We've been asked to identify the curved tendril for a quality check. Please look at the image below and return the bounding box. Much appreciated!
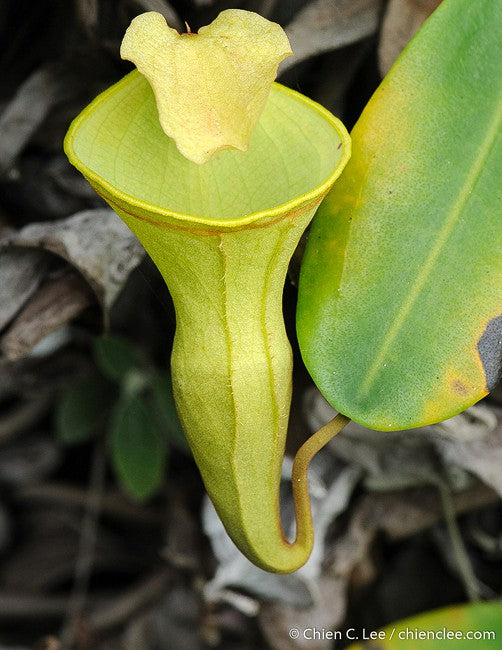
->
[291,412,351,549]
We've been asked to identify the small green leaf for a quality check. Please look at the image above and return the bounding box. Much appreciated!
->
[150,372,190,454]
[109,393,167,501]
[346,600,502,649]
[55,373,113,445]
[93,335,141,383]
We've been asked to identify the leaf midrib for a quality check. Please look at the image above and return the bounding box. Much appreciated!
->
[358,97,502,398]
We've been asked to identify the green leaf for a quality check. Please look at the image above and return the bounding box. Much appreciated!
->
[297,0,502,430]
[150,372,190,454]
[109,393,167,501]
[346,600,502,649]
[93,335,141,383]
[55,373,114,445]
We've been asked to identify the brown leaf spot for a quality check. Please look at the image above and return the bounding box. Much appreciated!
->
[452,379,469,396]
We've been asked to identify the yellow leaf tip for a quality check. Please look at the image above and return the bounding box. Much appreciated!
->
[120,10,292,164]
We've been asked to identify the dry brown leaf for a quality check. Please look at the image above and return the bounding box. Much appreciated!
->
[125,0,181,31]
[75,0,99,38]
[353,481,497,543]
[0,209,145,314]
[259,576,347,650]
[1,272,93,361]
[283,0,384,72]
[0,248,51,331]
[378,0,442,76]
[435,409,502,498]
[0,64,66,176]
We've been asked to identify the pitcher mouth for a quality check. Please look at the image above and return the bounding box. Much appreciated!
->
[64,71,351,229]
